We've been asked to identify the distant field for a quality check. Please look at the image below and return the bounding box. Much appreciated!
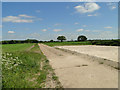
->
[2,43,33,53]
[2,43,61,88]
[44,41,92,46]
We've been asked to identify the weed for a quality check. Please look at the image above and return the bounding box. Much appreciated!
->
[52,76,58,81]
[82,64,88,66]
[104,59,107,60]
[45,59,49,63]
[114,67,120,70]
[75,65,81,67]
[99,62,104,64]
[37,71,47,83]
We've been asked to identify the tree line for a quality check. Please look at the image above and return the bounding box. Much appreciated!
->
[1,39,39,44]
[57,35,87,42]
[56,35,120,46]
[1,35,87,44]
[1,35,120,46]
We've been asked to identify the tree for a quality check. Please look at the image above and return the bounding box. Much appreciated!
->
[9,40,16,44]
[77,35,87,41]
[25,39,31,43]
[57,36,66,42]
[50,40,54,42]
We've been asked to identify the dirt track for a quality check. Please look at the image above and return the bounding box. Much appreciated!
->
[38,44,118,88]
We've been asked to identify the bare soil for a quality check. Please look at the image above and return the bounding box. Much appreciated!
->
[38,44,118,88]
[56,45,118,62]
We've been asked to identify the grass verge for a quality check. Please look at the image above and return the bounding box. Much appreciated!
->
[2,43,62,88]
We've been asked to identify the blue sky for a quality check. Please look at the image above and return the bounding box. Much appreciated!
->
[2,2,118,40]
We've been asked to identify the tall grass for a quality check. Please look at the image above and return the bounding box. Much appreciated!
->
[2,43,61,88]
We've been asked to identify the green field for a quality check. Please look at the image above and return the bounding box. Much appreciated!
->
[44,41,92,46]
[2,43,61,88]
[2,43,33,53]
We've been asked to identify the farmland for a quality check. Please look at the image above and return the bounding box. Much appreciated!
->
[2,1,119,88]
[2,43,33,53]
[43,39,120,47]
[44,41,92,46]
[2,44,62,88]
[1,43,119,88]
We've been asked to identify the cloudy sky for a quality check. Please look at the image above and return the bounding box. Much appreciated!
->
[2,2,118,41]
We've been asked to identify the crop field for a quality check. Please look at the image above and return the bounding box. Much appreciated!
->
[44,41,92,46]
[2,44,33,53]
[2,44,61,88]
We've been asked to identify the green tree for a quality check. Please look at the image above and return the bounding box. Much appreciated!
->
[77,35,87,41]
[57,36,66,42]
[50,40,54,42]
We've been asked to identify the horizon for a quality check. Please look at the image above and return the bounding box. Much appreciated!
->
[2,2,118,41]
[1,38,119,42]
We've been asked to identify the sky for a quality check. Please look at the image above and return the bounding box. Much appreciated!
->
[2,2,118,41]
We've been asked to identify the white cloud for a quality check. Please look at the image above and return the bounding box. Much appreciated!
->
[53,29,62,32]
[28,33,40,38]
[54,23,61,26]
[85,30,90,32]
[66,6,70,9]
[104,26,112,29]
[8,31,15,34]
[74,22,79,25]
[36,18,43,21]
[0,25,2,28]
[58,34,62,36]
[19,14,34,18]
[36,10,40,13]
[76,29,84,32]
[42,29,47,32]
[99,31,117,39]
[3,16,33,23]
[83,25,87,27]
[72,0,96,2]
[107,3,117,10]
[88,13,98,16]
[74,3,100,13]
[24,28,29,30]
[92,30,101,32]
[111,6,116,10]
[76,28,90,32]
